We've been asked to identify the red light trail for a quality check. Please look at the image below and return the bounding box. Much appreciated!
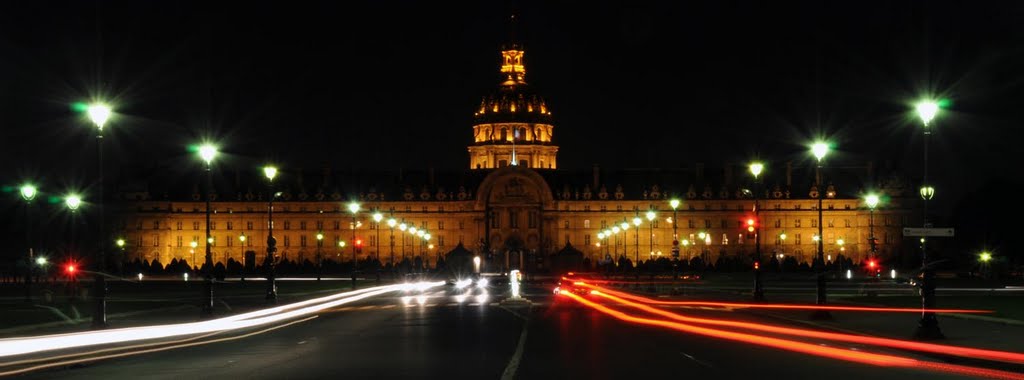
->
[560,290,1024,380]
[587,288,1024,365]
[574,281,992,314]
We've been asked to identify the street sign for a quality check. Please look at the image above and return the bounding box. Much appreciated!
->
[671,246,680,257]
[902,227,954,237]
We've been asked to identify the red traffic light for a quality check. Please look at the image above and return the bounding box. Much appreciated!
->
[746,218,755,227]
[754,261,760,270]
[65,264,77,274]
[868,260,876,268]
[355,239,363,247]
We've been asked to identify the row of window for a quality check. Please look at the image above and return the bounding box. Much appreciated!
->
[138,220,466,231]
[143,234,454,249]
[554,217,906,230]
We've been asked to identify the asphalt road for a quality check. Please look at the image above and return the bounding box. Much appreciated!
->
[10,284,998,380]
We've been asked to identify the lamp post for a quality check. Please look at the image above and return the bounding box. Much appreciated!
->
[698,231,707,269]
[914,99,943,339]
[645,211,656,261]
[632,217,641,271]
[620,221,630,262]
[416,229,425,259]
[316,232,324,280]
[190,241,198,270]
[65,193,81,291]
[670,199,680,279]
[348,202,360,288]
[238,234,246,281]
[21,184,37,303]
[86,102,111,328]
[979,252,992,279]
[810,142,831,319]
[399,223,408,262]
[750,161,765,301]
[115,237,125,277]
[387,218,397,267]
[372,212,383,262]
[197,143,218,317]
[263,166,278,302]
[779,232,787,271]
[865,193,880,266]
[611,226,621,259]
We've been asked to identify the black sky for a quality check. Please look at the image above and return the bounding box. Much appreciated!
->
[2,0,1024,209]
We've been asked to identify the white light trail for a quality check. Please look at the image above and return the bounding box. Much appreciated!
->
[0,281,444,358]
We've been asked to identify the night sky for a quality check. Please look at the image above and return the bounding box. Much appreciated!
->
[2,1,1024,214]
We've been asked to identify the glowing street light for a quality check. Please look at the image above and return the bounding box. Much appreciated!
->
[387,218,397,266]
[979,252,992,263]
[398,223,408,260]
[194,143,219,317]
[915,100,939,127]
[84,101,113,328]
[316,232,324,280]
[914,98,943,340]
[750,161,765,301]
[263,165,279,302]
[20,184,37,202]
[347,202,360,287]
[372,212,383,261]
[810,141,830,318]
[87,103,112,130]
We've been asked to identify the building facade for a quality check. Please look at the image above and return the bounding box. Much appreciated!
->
[115,40,915,271]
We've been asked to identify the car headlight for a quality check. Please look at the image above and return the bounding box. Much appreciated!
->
[455,279,472,289]
[477,278,489,288]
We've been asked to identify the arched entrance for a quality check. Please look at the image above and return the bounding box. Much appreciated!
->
[503,235,526,271]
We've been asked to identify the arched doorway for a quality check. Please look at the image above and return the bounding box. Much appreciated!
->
[503,234,525,271]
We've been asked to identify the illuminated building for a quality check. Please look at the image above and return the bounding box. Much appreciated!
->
[115,31,913,272]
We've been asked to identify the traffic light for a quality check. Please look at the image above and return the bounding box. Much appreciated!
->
[744,217,757,239]
[753,261,760,270]
[355,238,363,254]
[65,263,77,279]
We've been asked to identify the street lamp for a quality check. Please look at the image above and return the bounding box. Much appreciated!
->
[237,234,246,281]
[810,141,831,319]
[979,251,993,279]
[645,210,656,261]
[387,218,397,267]
[669,199,681,279]
[611,226,621,259]
[20,184,37,303]
[398,223,408,261]
[115,236,125,276]
[750,161,765,301]
[316,232,324,280]
[416,229,425,258]
[263,165,279,302]
[373,212,383,262]
[348,202,360,288]
[196,143,218,317]
[632,217,642,267]
[620,221,630,261]
[190,240,198,270]
[865,193,880,266]
[84,102,112,327]
[914,99,943,339]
